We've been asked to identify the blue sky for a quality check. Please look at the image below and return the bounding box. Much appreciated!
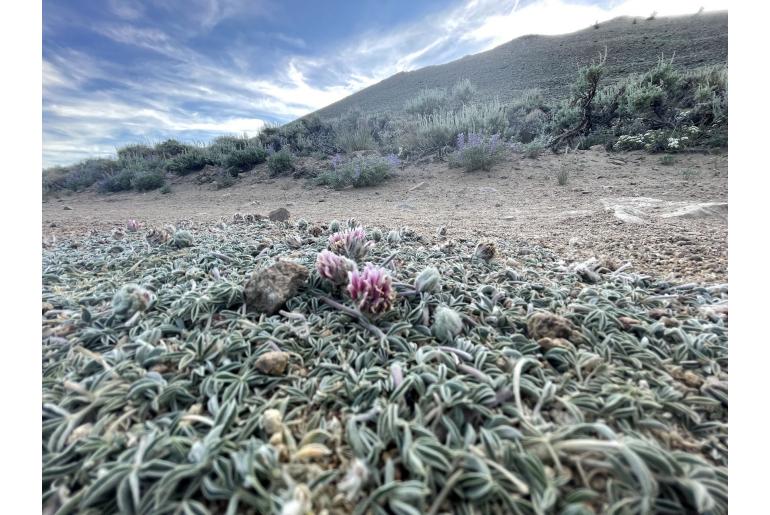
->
[43,0,727,167]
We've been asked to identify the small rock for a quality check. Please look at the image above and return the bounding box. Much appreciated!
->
[255,351,289,376]
[502,215,515,221]
[618,316,641,330]
[527,312,581,343]
[268,208,290,222]
[66,423,93,445]
[244,261,308,314]
[63,206,73,211]
[669,366,704,389]
[661,316,680,328]
[261,408,284,434]
[473,242,497,261]
[537,337,574,351]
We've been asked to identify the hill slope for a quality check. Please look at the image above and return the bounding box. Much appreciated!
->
[312,12,727,119]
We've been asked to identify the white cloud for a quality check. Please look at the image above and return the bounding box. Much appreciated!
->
[108,0,145,20]
[464,0,729,48]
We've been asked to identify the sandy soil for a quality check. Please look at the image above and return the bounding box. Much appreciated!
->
[43,148,728,284]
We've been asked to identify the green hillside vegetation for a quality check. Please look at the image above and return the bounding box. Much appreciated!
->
[314,12,727,119]
[43,13,727,195]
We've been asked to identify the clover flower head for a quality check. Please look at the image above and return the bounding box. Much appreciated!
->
[126,219,140,232]
[328,226,371,260]
[316,250,358,285]
[347,263,396,315]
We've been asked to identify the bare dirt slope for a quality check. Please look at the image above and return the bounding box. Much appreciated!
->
[313,12,728,119]
[43,149,727,284]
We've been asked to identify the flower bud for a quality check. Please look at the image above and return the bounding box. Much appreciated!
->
[172,229,194,248]
[433,306,463,343]
[414,267,441,293]
[112,283,154,318]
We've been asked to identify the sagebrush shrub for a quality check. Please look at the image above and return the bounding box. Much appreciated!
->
[166,149,210,175]
[316,154,397,189]
[117,144,156,161]
[154,139,190,157]
[335,123,376,153]
[53,159,119,192]
[132,172,166,191]
[215,171,237,189]
[267,149,295,176]
[225,147,268,175]
[521,136,548,158]
[449,132,502,172]
[400,101,508,156]
[450,78,477,107]
[405,88,449,116]
[97,169,135,193]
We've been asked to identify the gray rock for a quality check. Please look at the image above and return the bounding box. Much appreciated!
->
[527,312,582,344]
[268,207,290,222]
[63,206,73,211]
[661,202,727,220]
[255,351,290,376]
[602,197,728,223]
[244,261,308,314]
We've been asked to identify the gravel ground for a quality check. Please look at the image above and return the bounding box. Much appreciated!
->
[42,149,727,284]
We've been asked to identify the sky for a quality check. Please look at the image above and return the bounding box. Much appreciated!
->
[42,0,728,167]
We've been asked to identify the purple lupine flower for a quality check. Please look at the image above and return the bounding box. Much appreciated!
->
[489,134,500,153]
[467,132,482,147]
[331,153,343,169]
[456,133,466,150]
[353,162,362,179]
[347,263,396,315]
[316,250,358,285]
[328,227,372,260]
[385,153,400,167]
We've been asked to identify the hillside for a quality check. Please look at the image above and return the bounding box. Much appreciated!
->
[312,11,728,120]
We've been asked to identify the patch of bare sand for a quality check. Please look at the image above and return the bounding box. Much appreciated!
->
[42,149,728,283]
